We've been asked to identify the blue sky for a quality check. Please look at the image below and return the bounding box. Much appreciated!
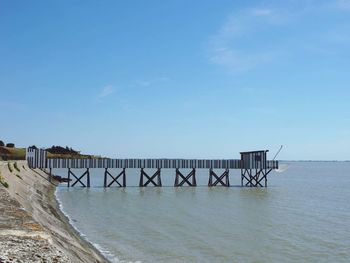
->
[1,0,350,160]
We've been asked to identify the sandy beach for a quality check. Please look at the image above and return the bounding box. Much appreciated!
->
[0,160,109,262]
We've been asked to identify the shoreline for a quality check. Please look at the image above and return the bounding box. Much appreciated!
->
[0,160,109,262]
[54,187,119,261]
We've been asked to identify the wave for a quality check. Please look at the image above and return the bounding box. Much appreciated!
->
[275,164,289,173]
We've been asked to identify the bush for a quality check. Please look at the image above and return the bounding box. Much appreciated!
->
[0,175,9,188]
[6,143,15,148]
[0,140,4,147]
[7,162,13,173]
[14,162,20,172]
[16,174,23,180]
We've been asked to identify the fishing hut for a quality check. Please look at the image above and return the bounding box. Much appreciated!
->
[240,150,278,187]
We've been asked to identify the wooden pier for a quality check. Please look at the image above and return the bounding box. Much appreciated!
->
[27,148,278,188]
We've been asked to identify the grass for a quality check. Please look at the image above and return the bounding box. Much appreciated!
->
[14,162,20,172]
[47,152,102,159]
[16,174,23,180]
[0,146,26,160]
[7,162,13,173]
[0,174,9,188]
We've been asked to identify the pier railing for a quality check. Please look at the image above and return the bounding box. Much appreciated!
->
[45,158,278,170]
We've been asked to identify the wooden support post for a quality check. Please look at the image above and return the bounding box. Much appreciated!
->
[123,169,126,187]
[241,168,272,187]
[68,168,71,187]
[208,169,230,187]
[157,169,162,186]
[139,169,143,187]
[208,169,213,186]
[139,168,162,187]
[104,168,107,187]
[87,168,90,188]
[174,168,196,187]
[69,168,90,187]
[104,168,126,187]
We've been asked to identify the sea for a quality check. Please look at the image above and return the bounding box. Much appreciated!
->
[54,162,350,263]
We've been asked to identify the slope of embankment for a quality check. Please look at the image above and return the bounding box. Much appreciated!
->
[0,161,109,262]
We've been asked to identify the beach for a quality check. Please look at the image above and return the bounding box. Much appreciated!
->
[0,161,109,262]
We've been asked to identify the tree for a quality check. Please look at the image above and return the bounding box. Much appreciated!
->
[6,143,15,148]
[0,140,4,147]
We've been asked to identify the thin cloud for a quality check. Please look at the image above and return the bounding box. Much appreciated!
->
[250,8,273,16]
[205,1,349,74]
[337,0,350,11]
[209,47,273,74]
[98,85,115,98]
[206,7,281,74]
[134,77,170,88]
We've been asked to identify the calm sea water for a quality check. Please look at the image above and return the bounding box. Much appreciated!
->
[55,162,350,263]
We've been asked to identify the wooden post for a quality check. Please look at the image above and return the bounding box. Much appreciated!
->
[123,168,126,187]
[157,168,162,186]
[174,169,179,186]
[104,168,108,188]
[68,168,71,187]
[208,168,213,187]
[139,168,162,187]
[87,168,90,188]
[139,168,144,187]
[69,169,89,187]
[226,170,230,186]
[105,168,126,187]
[241,168,272,187]
[208,169,230,187]
[174,168,196,187]
[192,169,197,186]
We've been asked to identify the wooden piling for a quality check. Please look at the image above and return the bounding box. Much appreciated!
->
[208,169,230,187]
[68,168,90,187]
[241,168,272,187]
[104,168,126,187]
[174,168,196,187]
[87,168,90,187]
[104,168,107,187]
[139,168,162,187]
[68,168,71,187]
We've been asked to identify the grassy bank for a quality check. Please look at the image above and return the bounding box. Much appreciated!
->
[0,147,26,160]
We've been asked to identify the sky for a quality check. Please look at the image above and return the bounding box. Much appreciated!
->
[1,0,350,160]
